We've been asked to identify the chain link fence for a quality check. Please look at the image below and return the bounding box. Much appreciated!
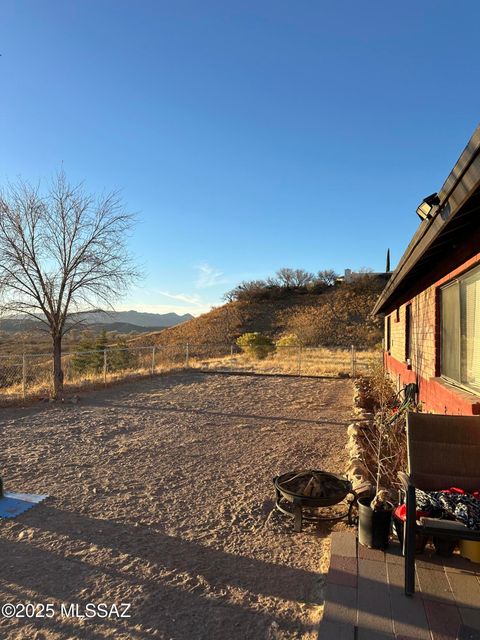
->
[0,343,381,403]
[188,344,380,377]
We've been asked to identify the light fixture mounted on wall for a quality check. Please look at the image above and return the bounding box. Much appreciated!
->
[416,193,440,221]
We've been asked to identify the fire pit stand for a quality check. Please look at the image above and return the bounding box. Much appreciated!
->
[273,470,357,532]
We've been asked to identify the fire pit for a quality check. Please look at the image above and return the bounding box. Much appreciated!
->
[273,470,357,532]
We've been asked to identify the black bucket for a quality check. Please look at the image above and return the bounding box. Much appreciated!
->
[433,536,458,557]
[358,496,392,549]
[393,515,428,554]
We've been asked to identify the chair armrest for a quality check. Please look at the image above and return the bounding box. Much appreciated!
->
[397,472,413,491]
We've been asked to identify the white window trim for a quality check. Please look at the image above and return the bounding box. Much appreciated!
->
[440,264,480,395]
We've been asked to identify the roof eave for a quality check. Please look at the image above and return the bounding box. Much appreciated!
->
[373,125,480,316]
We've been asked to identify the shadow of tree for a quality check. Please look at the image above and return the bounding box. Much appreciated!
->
[1,505,322,639]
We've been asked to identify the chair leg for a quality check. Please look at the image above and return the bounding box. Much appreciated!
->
[405,485,416,596]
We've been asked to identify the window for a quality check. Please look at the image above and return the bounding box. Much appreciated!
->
[440,265,480,391]
[386,315,391,352]
[405,304,412,363]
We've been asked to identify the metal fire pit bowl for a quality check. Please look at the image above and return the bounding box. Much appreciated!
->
[273,470,357,532]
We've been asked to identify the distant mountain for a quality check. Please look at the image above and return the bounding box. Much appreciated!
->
[0,318,40,333]
[86,322,167,334]
[78,310,194,328]
[0,310,194,333]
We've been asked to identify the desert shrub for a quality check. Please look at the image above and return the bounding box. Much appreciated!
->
[225,279,303,303]
[276,333,302,347]
[236,332,275,359]
[224,280,270,303]
[357,362,396,412]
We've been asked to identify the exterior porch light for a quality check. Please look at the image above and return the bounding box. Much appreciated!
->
[416,193,440,220]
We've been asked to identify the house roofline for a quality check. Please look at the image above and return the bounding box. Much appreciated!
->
[373,125,480,315]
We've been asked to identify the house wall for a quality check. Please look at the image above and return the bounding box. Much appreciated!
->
[384,253,480,415]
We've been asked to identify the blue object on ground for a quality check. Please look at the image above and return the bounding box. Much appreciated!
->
[0,491,49,518]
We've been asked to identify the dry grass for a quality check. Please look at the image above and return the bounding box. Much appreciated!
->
[192,347,380,377]
[0,346,380,405]
[0,363,183,406]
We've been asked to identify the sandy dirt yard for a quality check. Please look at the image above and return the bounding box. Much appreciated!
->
[0,372,353,640]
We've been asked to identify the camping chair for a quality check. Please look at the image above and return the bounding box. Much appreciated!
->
[399,412,480,596]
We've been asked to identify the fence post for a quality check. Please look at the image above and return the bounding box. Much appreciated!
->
[103,349,107,386]
[351,345,355,378]
[151,346,156,375]
[185,343,189,367]
[22,353,27,400]
[230,344,234,358]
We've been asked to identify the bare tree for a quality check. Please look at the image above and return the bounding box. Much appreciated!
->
[275,268,314,288]
[0,172,140,398]
[316,269,338,287]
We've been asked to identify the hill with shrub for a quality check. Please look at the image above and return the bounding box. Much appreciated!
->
[129,268,388,350]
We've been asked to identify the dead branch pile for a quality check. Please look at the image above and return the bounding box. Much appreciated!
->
[346,369,408,498]
[279,472,345,498]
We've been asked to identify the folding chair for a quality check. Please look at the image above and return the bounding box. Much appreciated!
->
[399,412,480,596]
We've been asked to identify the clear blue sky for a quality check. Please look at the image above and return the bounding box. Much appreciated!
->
[1,1,479,316]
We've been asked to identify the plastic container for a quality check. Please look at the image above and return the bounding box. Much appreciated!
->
[358,495,392,549]
[459,539,480,563]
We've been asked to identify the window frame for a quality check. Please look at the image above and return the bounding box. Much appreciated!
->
[405,303,412,365]
[386,314,391,353]
[440,264,480,395]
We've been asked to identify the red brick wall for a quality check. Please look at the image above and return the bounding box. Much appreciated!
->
[384,253,480,415]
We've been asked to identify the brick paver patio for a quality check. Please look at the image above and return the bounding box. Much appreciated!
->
[319,531,480,640]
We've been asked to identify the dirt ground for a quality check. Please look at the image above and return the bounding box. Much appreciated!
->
[0,372,353,640]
